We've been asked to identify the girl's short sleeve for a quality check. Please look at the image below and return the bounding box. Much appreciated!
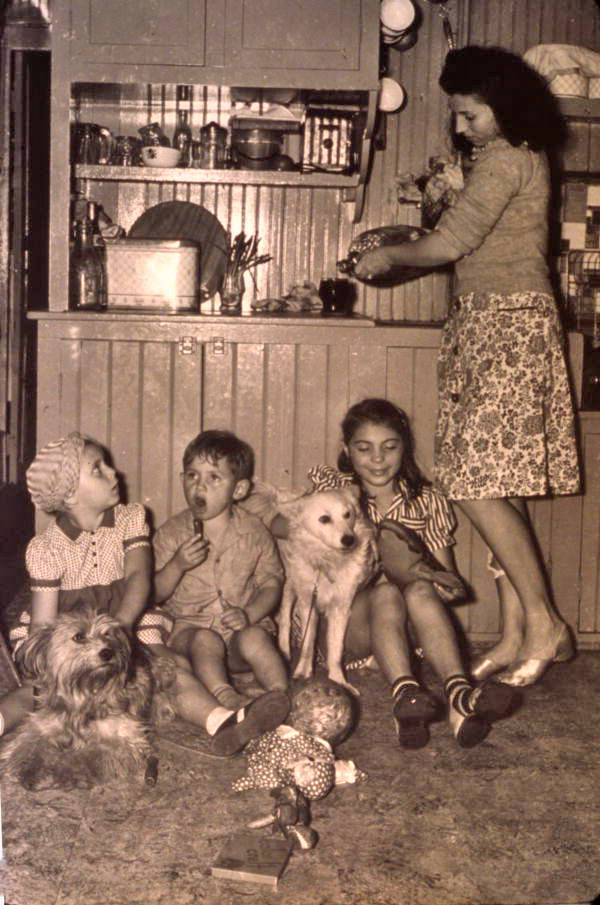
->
[25,534,63,589]
[421,488,457,551]
[307,465,354,491]
[120,503,151,553]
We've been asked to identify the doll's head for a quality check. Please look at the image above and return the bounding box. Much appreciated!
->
[288,677,355,747]
[337,398,428,502]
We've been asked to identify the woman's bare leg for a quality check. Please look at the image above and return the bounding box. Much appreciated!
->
[456,497,567,662]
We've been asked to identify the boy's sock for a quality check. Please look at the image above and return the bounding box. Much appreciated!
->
[0,711,4,736]
[212,683,252,711]
[209,689,290,757]
[391,675,439,750]
[445,674,518,748]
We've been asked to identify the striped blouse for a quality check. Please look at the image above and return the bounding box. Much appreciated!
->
[307,465,456,553]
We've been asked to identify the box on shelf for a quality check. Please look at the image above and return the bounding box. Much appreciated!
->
[104,239,200,311]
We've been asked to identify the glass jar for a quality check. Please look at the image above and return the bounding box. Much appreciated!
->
[219,271,245,314]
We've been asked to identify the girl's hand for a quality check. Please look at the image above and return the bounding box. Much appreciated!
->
[174,535,209,572]
[221,606,250,632]
[353,247,395,280]
[433,575,467,604]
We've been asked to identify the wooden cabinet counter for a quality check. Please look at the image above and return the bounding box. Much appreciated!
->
[29,312,598,648]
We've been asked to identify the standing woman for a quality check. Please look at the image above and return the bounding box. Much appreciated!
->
[354,45,580,686]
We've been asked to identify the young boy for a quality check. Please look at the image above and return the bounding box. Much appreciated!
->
[153,430,290,735]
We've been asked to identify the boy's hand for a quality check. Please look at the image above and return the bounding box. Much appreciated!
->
[221,606,250,632]
[173,535,209,572]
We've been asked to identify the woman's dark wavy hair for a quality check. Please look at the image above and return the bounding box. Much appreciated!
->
[337,398,429,503]
[439,45,567,151]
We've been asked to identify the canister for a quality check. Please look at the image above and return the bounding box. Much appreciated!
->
[104,239,200,311]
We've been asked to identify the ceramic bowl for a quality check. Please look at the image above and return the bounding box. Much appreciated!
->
[141,146,181,167]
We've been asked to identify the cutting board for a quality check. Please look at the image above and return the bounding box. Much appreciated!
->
[128,201,228,301]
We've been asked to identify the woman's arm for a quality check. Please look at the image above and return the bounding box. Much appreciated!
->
[114,545,152,629]
[353,229,462,280]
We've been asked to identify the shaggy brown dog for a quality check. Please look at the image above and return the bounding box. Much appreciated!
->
[0,607,176,790]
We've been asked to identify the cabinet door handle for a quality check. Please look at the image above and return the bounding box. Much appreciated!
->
[178,336,197,355]
[211,336,226,355]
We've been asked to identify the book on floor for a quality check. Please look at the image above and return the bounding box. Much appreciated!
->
[211,833,294,887]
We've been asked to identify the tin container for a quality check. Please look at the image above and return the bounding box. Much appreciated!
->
[104,239,200,311]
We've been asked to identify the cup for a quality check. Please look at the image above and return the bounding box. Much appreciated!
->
[319,278,357,317]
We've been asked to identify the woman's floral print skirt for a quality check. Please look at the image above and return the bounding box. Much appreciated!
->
[434,291,581,500]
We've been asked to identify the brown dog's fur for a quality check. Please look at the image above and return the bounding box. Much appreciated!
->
[0,606,176,790]
[277,487,378,694]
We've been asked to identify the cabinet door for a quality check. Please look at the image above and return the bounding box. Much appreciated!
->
[224,0,362,75]
[70,0,214,71]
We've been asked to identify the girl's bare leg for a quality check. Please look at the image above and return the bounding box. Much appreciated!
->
[344,582,413,685]
[403,579,466,680]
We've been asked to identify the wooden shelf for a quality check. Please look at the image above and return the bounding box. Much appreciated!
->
[74,164,360,188]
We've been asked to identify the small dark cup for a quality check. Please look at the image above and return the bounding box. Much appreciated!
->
[319,278,357,317]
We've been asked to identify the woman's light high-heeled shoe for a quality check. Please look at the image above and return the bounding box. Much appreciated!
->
[470,654,510,682]
[495,623,575,687]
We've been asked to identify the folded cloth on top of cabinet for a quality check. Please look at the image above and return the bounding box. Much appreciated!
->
[524,44,600,81]
[251,281,323,313]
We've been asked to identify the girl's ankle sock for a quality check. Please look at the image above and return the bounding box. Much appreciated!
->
[0,711,4,736]
[212,684,251,711]
[205,705,235,736]
[391,675,420,702]
[444,674,476,717]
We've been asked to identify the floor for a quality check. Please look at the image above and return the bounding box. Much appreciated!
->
[1,650,600,905]
[1,485,599,905]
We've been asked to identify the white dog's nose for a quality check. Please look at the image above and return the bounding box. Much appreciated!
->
[341,534,355,548]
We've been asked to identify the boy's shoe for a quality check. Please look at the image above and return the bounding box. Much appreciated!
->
[392,685,440,749]
[210,690,291,757]
[449,680,521,748]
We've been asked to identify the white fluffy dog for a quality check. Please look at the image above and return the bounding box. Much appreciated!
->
[0,607,176,790]
[277,487,378,694]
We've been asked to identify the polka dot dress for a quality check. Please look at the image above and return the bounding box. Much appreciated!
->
[231,726,336,800]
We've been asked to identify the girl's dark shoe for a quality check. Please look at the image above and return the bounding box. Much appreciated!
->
[449,680,521,749]
[392,685,440,749]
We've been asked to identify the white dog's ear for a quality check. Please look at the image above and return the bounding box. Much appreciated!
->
[15,624,53,681]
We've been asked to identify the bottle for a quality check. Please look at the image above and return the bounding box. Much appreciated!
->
[173,110,192,167]
[69,201,107,310]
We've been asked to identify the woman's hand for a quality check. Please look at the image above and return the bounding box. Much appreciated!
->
[353,247,396,280]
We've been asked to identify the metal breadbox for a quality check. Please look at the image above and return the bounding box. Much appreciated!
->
[104,239,201,311]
